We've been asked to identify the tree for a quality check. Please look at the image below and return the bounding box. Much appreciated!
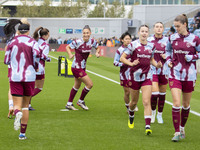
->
[106,1,125,18]
[128,6,133,19]
[87,2,105,18]
[14,0,88,18]
[0,6,11,17]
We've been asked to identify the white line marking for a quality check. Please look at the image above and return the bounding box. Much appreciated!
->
[49,54,200,117]
[60,109,69,112]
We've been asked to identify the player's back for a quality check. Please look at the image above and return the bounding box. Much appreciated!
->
[7,35,38,82]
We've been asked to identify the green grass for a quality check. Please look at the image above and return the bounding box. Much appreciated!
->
[0,51,200,150]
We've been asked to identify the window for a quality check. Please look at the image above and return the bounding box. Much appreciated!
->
[155,0,160,4]
[162,0,167,4]
[174,0,179,4]
[149,0,154,4]
[168,0,173,4]
[142,0,148,4]
[129,0,134,4]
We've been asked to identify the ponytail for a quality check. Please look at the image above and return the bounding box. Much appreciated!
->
[174,14,188,30]
[83,25,91,32]
[3,19,22,42]
[33,26,49,41]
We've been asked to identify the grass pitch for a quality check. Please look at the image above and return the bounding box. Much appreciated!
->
[0,51,200,150]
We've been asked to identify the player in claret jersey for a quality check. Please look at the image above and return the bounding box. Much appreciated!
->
[29,27,51,110]
[65,25,100,110]
[166,14,200,142]
[148,22,169,124]
[120,25,162,135]
[4,19,40,140]
[113,32,138,112]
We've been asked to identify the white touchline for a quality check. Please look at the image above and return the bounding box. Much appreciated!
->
[49,54,200,117]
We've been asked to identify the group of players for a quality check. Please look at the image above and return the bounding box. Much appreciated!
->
[4,18,51,140]
[4,14,200,142]
[114,14,200,142]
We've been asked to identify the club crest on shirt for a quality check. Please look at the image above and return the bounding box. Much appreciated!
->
[186,42,191,48]
[160,43,165,48]
[175,41,178,46]
[147,49,152,54]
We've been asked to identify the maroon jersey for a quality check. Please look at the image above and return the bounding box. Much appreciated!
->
[4,35,40,82]
[166,33,200,81]
[148,35,169,75]
[70,38,98,69]
[124,40,155,82]
[113,45,130,81]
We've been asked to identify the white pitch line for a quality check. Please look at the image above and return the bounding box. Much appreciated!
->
[49,54,200,117]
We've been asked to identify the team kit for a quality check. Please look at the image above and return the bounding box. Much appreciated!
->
[4,14,200,141]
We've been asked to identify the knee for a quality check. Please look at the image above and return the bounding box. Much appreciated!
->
[125,91,130,97]
[87,82,93,89]
[143,100,150,108]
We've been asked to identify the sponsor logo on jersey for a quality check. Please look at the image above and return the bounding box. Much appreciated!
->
[82,50,91,53]
[174,49,189,54]
[154,50,164,54]
[137,54,151,58]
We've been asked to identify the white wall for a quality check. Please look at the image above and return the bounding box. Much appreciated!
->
[133,5,200,27]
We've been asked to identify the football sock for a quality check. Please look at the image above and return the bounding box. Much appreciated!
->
[20,124,27,134]
[158,92,166,113]
[79,86,90,101]
[68,87,78,103]
[129,108,134,124]
[181,106,190,127]
[145,116,151,129]
[14,109,20,115]
[125,103,129,109]
[172,106,180,132]
[151,92,159,111]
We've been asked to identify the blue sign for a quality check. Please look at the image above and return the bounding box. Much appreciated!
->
[74,29,82,34]
[66,29,73,34]
[127,20,133,27]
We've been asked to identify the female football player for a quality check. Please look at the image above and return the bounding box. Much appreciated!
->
[65,25,100,110]
[113,31,138,112]
[166,14,200,142]
[120,25,162,135]
[29,27,51,110]
[148,22,169,124]
[4,19,40,140]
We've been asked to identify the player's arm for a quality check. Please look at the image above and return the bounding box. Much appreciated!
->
[41,45,51,62]
[151,58,162,68]
[95,46,100,58]
[120,52,139,67]
[185,37,200,62]
[165,38,173,68]
[32,42,40,71]
[66,44,74,59]
[113,50,123,67]
[4,44,12,65]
